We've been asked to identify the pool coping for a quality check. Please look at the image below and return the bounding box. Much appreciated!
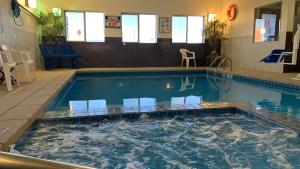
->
[0,68,300,152]
[0,70,76,152]
[41,102,300,134]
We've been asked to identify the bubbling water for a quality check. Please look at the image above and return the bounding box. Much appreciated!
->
[14,114,300,169]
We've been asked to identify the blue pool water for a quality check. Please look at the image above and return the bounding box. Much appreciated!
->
[15,72,300,168]
[48,72,300,119]
[15,113,300,168]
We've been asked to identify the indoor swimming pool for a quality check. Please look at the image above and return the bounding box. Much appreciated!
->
[47,71,300,119]
[12,71,300,169]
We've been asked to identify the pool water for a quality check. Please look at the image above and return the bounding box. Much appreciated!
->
[48,72,300,119]
[15,113,300,168]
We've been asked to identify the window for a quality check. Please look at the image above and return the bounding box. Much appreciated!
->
[254,2,282,42]
[122,14,138,42]
[85,12,105,42]
[66,11,105,42]
[187,16,204,43]
[122,14,157,43]
[172,16,204,43]
[139,14,157,43]
[66,12,85,41]
[172,16,187,43]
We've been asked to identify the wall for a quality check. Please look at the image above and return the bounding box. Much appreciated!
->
[65,39,209,68]
[294,1,300,32]
[37,0,224,38]
[36,0,223,67]
[221,0,297,73]
[35,0,299,70]
[0,0,39,72]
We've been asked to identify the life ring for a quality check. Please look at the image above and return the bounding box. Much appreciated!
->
[226,4,237,21]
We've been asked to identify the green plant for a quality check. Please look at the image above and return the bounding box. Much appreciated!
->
[204,19,228,51]
[37,12,65,44]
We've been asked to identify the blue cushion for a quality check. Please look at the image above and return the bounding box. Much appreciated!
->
[260,54,280,63]
[260,49,285,63]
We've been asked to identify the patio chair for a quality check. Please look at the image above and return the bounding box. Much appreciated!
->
[180,49,197,68]
[0,45,20,91]
[11,49,35,82]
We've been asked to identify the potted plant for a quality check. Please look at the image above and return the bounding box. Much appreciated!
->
[205,19,228,65]
[37,12,65,44]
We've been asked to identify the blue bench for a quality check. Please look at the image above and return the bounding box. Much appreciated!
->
[39,44,80,70]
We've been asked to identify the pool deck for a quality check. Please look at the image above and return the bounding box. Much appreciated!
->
[0,67,300,151]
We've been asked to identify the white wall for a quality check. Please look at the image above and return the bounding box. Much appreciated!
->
[37,0,224,38]
[1,0,298,71]
[221,0,297,73]
[0,0,39,71]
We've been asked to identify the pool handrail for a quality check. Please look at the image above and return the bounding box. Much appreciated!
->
[0,151,94,169]
[216,56,232,71]
[208,55,222,69]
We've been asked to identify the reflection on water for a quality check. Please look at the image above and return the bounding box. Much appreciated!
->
[69,100,107,115]
[171,95,203,109]
[49,74,300,119]
[15,114,300,168]
[123,98,157,113]
[179,76,195,91]
[68,95,203,115]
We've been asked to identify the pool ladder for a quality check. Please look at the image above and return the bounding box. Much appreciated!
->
[208,56,232,71]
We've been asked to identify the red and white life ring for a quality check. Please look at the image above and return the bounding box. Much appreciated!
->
[226,4,237,21]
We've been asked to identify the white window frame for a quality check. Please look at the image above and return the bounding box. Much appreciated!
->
[172,15,205,44]
[121,13,139,43]
[139,14,158,43]
[172,16,188,43]
[85,12,105,42]
[121,13,157,43]
[187,16,205,44]
[65,11,86,42]
[65,11,105,42]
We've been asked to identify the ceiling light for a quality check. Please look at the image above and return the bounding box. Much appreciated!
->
[26,0,36,9]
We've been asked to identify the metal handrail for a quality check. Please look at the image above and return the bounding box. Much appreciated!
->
[208,55,222,70]
[0,151,94,169]
[206,51,218,60]
[216,57,232,71]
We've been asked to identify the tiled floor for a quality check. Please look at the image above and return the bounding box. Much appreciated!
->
[0,67,299,152]
[0,70,75,151]
[220,67,300,86]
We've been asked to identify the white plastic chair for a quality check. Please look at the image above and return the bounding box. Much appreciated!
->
[293,74,300,80]
[11,49,35,82]
[180,49,197,68]
[0,45,20,91]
